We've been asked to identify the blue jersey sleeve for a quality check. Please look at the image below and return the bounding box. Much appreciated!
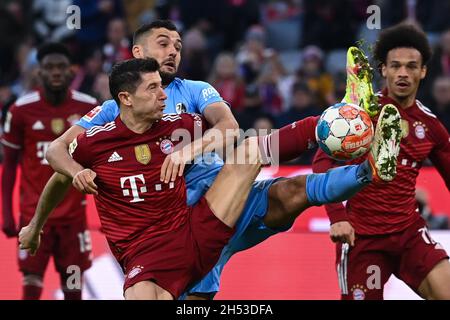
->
[187,80,226,114]
[76,100,120,129]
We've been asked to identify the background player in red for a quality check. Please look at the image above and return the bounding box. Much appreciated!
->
[20,58,264,300]
[1,43,97,300]
[313,23,450,300]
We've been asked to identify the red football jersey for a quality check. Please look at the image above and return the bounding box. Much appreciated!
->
[1,90,97,224]
[313,89,450,235]
[70,113,206,262]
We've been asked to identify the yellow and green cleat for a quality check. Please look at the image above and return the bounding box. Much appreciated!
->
[368,104,402,182]
[343,46,379,118]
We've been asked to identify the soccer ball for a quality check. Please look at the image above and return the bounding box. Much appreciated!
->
[316,102,374,160]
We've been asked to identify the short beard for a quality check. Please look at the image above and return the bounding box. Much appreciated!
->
[160,71,176,86]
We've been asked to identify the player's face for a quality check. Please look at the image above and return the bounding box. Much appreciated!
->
[131,71,167,120]
[39,54,73,92]
[134,28,182,85]
[382,48,426,101]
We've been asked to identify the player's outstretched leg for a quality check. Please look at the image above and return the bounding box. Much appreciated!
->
[264,162,373,228]
[344,46,379,117]
[264,104,402,229]
[418,260,450,299]
[205,136,262,228]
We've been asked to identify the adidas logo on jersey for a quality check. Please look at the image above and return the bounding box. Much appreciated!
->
[32,120,45,130]
[108,151,123,163]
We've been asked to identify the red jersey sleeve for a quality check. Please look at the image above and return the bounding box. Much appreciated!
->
[170,113,208,148]
[428,120,450,190]
[1,104,24,150]
[312,148,349,224]
[181,113,208,137]
[69,133,93,169]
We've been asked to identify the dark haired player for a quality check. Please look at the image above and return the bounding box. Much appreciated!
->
[1,42,97,299]
[313,24,450,300]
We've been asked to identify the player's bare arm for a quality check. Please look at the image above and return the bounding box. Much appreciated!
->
[160,102,239,183]
[46,124,98,193]
[46,124,85,177]
[19,162,98,254]
[18,172,72,255]
[1,146,21,237]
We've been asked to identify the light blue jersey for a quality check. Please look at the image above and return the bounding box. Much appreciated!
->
[77,77,280,296]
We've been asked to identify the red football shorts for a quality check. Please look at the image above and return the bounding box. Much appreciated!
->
[18,217,92,276]
[336,217,449,300]
[122,197,234,298]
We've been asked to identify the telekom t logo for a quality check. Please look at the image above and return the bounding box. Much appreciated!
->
[120,174,147,203]
[36,141,51,165]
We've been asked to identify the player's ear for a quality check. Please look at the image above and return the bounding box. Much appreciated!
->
[420,65,427,79]
[118,92,132,107]
[68,66,76,82]
[381,64,387,78]
[132,45,143,59]
[37,67,43,79]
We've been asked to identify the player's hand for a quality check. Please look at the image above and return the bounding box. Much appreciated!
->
[18,225,43,256]
[2,220,18,238]
[73,169,98,195]
[160,150,191,184]
[330,221,355,246]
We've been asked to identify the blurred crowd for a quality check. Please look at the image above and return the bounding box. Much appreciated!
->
[1,0,450,165]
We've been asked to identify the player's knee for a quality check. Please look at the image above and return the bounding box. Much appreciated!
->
[228,137,261,167]
[278,177,309,213]
[245,136,261,165]
[23,274,43,287]
[265,177,309,228]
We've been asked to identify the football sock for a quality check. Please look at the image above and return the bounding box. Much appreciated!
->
[23,285,42,300]
[22,274,43,300]
[60,274,83,300]
[305,161,372,205]
[258,116,319,164]
[63,289,82,300]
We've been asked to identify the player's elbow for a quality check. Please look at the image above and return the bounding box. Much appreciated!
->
[226,117,240,141]
[228,117,239,131]
[45,138,66,164]
[218,117,240,145]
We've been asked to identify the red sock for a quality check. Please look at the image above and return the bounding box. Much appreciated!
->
[63,290,82,300]
[60,274,83,300]
[22,285,42,300]
[259,116,319,164]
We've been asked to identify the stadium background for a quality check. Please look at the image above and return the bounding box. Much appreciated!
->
[0,0,449,299]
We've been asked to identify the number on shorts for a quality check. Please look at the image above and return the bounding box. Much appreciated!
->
[418,227,436,245]
[77,230,92,253]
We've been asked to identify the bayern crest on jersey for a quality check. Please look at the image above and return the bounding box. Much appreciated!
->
[413,121,427,139]
[160,139,174,154]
